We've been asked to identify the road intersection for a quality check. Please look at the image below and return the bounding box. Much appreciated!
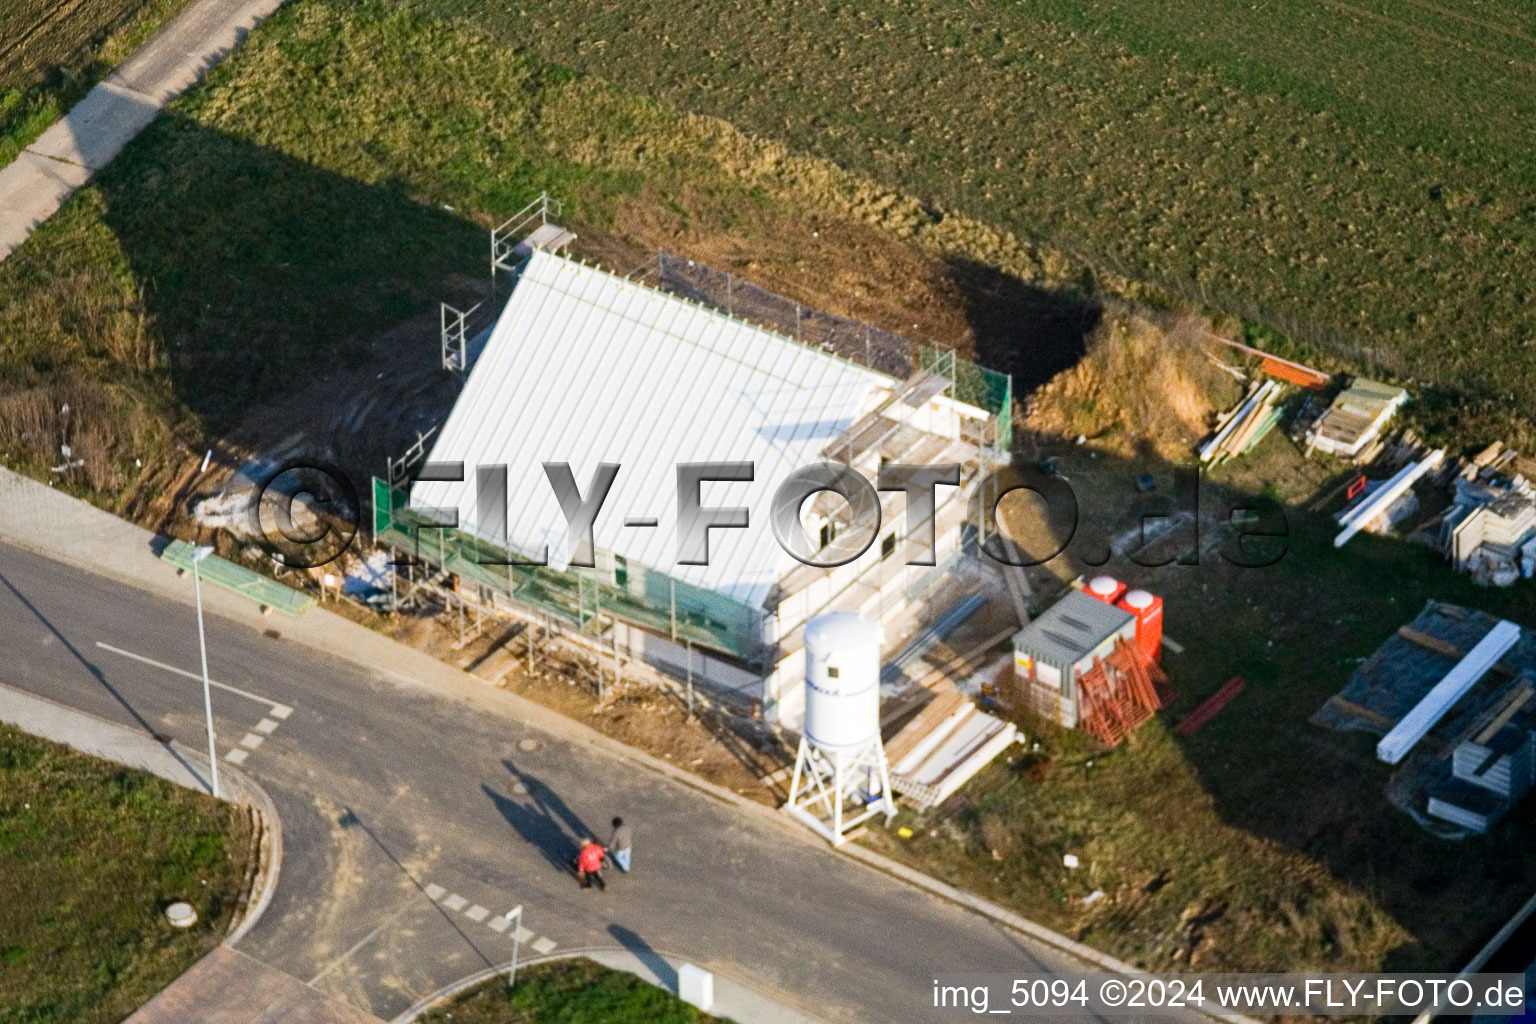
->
[0,540,1109,1022]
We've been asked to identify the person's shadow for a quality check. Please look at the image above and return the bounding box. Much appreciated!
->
[481,759,597,875]
[608,924,678,991]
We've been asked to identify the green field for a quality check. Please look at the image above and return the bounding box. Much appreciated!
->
[0,725,255,1024]
[419,959,730,1024]
[438,0,1536,443]
[0,0,196,167]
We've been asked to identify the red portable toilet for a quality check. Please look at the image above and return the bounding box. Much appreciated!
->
[1117,588,1163,664]
[1085,575,1126,606]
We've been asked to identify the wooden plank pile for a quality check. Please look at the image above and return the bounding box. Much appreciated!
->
[1198,380,1287,464]
[1075,638,1168,747]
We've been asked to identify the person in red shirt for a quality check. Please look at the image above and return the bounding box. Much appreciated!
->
[575,838,607,891]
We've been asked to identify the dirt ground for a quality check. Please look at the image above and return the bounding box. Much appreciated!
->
[393,607,792,805]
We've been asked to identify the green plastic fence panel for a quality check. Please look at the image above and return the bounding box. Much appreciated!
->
[919,346,1013,451]
[370,480,757,661]
[160,539,316,617]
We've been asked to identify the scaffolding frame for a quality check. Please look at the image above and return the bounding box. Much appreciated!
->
[371,478,764,664]
[439,301,483,374]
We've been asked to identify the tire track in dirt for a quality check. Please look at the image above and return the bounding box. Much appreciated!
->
[1316,0,1536,73]
[1396,0,1536,51]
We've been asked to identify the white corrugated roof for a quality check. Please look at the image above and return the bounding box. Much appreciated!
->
[413,250,893,608]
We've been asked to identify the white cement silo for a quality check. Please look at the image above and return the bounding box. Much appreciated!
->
[785,612,896,845]
[803,612,882,752]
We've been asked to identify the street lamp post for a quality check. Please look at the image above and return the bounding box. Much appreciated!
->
[504,904,523,989]
[191,545,219,799]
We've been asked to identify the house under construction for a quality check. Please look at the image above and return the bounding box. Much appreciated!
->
[372,201,1012,729]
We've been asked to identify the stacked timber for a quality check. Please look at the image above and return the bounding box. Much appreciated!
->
[1198,381,1287,465]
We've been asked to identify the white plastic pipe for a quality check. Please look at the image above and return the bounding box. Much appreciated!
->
[1334,449,1444,548]
[1377,620,1520,764]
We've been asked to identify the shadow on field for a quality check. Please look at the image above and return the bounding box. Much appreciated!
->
[945,256,1100,392]
[92,115,484,433]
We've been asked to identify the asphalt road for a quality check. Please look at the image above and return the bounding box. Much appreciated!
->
[0,540,1143,1022]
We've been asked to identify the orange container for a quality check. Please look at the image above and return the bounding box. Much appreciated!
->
[1117,589,1163,663]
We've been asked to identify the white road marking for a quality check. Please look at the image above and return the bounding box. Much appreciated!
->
[443,894,468,912]
[513,925,535,943]
[486,915,510,933]
[531,936,556,954]
[254,718,279,735]
[305,905,411,988]
[424,883,446,901]
[95,642,293,714]
[239,733,264,750]
[1162,636,1186,654]
[465,904,489,922]
[225,748,249,765]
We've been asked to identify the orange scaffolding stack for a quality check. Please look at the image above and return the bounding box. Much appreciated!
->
[1075,639,1169,747]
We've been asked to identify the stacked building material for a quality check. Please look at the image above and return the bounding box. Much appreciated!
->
[1427,678,1536,832]
[1207,334,1330,390]
[1305,378,1409,460]
[1441,455,1536,585]
[885,684,1018,809]
[1333,449,1444,548]
[161,539,316,617]
[1198,381,1287,464]
[1315,601,1536,836]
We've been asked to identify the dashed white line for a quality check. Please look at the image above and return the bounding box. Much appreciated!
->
[269,704,293,720]
[254,718,279,735]
[421,880,558,949]
[239,733,264,750]
[225,748,249,765]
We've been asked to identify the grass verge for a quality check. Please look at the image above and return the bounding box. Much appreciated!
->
[417,958,730,1024]
[0,724,255,1024]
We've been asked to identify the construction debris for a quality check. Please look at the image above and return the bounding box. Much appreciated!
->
[1305,377,1409,460]
[1198,380,1288,464]
[1315,601,1536,836]
[1333,448,1444,548]
[1441,448,1536,586]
